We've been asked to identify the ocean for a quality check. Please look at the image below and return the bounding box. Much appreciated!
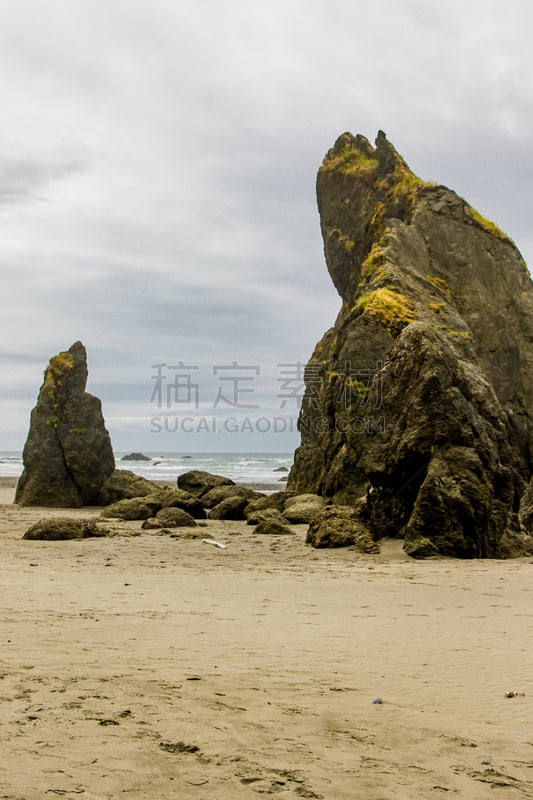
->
[0,451,293,487]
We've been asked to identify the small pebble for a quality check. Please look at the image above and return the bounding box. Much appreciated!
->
[372,697,383,704]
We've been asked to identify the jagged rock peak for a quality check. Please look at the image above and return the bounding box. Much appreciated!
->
[289,131,533,558]
[15,342,115,507]
[316,130,518,304]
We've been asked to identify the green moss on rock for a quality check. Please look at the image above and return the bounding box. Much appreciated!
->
[322,143,379,176]
[354,287,416,335]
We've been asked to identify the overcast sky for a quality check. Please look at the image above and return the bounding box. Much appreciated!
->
[1,0,532,453]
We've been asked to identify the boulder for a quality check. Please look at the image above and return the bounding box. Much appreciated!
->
[100,497,162,520]
[23,517,108,540]
[141,507,197,529]
[289,131,533,558]
[145,487,206,519]
[244,491,296,518]
[246,508,288,526]
[201,485,261,509]
[98,470,160,505]
[283,493,325,524]
[254,519,294,536]
[121,452,151,461]
[15,342,115,507]
[208,495,250,520]
[306,506,379,553]
[177,470,235,497]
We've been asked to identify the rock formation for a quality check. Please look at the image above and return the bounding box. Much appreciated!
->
[23,518,108,540]
[15,342,115,507]
[288,131,533,558]
[177,470,235,497]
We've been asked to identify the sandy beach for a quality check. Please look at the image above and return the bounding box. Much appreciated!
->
[0,476,532,799]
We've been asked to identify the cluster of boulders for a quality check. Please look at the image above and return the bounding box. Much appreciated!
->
[99,469,304,535]
[21,468,380,552]
[95,469,378,552]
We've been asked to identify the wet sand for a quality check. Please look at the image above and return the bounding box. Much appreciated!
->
[1,477,532,799]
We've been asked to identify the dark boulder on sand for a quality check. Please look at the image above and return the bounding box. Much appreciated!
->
[23,517,108,540]
[208,494,251,521]
[101,497,162,520]
[177,470,235,497]
[306,506,379,553]
[283,493,325,524]
[254,519,294,536]
[145,487,207,519]
[246,508,288,526]
[244,491,296,519]
[202,485,261,509]
[16,342,115,507]
[98,470,160,505]
[141,507,197,529]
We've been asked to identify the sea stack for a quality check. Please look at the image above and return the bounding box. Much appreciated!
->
[288,131,533,558]
[15,341,115,506]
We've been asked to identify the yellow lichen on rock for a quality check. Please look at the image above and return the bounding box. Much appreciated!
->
[354,287,416,335]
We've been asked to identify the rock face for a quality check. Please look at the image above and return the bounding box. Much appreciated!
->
[289,131,533,558]
[16,342,115,507]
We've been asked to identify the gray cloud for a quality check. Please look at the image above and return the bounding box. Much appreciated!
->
[0,149,88,207]
[0,0,531,450]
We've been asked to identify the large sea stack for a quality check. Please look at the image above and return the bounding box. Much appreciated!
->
[288,131,533,558]
[15,341,115,506]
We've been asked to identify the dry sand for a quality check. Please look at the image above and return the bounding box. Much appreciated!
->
[0,476,532,799]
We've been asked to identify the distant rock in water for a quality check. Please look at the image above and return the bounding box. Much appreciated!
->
[15,342,115,507]
[288,131,533,558]
[121,452,151,461]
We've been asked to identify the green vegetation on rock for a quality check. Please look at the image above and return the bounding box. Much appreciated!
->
[322,143,379,176]
[469,205,513,244]
[426,275,451,294]
[42,351,74,408]
[354,287,416,335]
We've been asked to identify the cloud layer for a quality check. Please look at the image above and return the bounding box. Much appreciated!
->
[1,0,532,451]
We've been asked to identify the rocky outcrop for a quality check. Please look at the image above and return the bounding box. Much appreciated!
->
[15,342,115,507]
[289,131,533,558]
